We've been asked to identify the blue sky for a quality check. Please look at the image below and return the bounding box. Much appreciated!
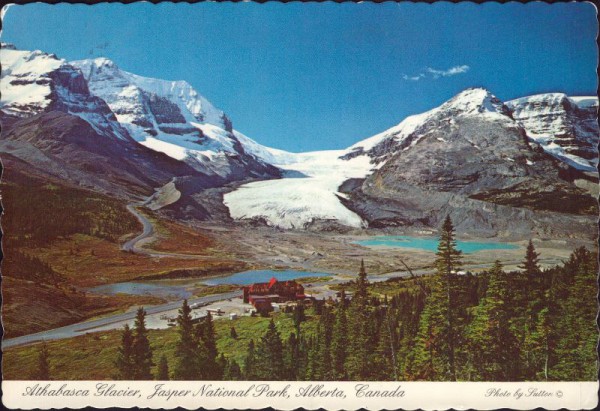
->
[1,2,597,152]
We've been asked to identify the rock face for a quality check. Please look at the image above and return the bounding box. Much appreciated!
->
[506,93,599,172]
[1,44,280,208]
[71,58,281,182]
[1,43,596,236]
[0,45,206,197]
[0,111,204,198]
[339,89,597,237]
[0,47,130,142]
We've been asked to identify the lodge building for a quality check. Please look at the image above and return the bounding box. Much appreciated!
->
[242,277,305,311]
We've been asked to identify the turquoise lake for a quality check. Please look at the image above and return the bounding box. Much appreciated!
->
[355,235,518,253]
[88,270,330,297]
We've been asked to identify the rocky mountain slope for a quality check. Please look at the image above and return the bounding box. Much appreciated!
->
[70,57,280,182]
[506,93,598,172]
[0,44,280,201]
[1,43,596,237]
[339,89,597,236]
[0,45,201,198]
[225,88,597,237]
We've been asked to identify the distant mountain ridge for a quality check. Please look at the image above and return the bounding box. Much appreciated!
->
[1,43,597,236]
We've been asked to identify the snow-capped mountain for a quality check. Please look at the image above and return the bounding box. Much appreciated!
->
[1,43,596,233]
[0,43,130,141]
[345,88,514,163]
[70,57,279,181]
[506,93,598,172]
[224,88,597,234]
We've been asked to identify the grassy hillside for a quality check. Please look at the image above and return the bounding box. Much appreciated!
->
[1,165,246,337]
[3,310,320,380]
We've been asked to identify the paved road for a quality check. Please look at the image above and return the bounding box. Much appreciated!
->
[121,202,237,260]
[3,291,242,349]
[121,204,154,253]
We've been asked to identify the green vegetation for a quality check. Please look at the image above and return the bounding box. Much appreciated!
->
[5,218,597,382]
[2,172,139,248]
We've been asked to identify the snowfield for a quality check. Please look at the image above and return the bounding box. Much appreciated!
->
[223,150,375,229]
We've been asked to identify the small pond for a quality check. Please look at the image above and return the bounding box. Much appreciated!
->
[88,270,330,298]
[355,235,518,254]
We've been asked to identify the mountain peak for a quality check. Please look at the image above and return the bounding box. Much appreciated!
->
[442,87,508,115]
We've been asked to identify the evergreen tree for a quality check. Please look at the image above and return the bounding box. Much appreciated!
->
[466,261,519,380]
[157,354,170,380]
[517,240,547,379]
[225,359,242,380]
[216,354,227,380]
[408,216,463,381]
[132,307,153,380]
[196,312,221,379]
[330,290,348,380]
[371,309,396,380]
[197,312,218,360]
[115,324,135,380]
[435,215,462,381]
[254,319,286,380]
[32,343,51,380]
[284,332,301,380]
[345,260,372,380]
[243,339,258,380]
[173,300,203,380]
[230,326,238,339]
[552,247,598,380]
[316,307,334,380]
[293,304,306,336]
[519,240,541,276]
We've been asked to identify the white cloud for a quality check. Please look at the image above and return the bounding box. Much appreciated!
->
[427,65,470,79]
[402,65,470,81]
[402,73,425,81]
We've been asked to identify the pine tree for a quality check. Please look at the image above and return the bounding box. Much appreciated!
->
[293,304,306,336]
[197,312,218,360]
[435,215,462,381]
[243,339,258,380]
[371,309,396,380]
[254,319,286,380]
[173,300,202,380]
[284,332,301,380]
[230,326,238,339]
[517,240,547,379]
[216,354,227,380]
[316,307,334,380]
[196,312,221,379]
[157,355,170,380]
[408,216,463,381]
[519,240,541,276]
[466,261,519,380]
[32,343,51,380]
[115,324,135,380]
[345,260,372,380]
[225,359,242,380]
[132,307,153,380]
[552,247,597,380]
[330,290,348,380]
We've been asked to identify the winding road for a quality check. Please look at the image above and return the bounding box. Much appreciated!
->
[121,204,154,254]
